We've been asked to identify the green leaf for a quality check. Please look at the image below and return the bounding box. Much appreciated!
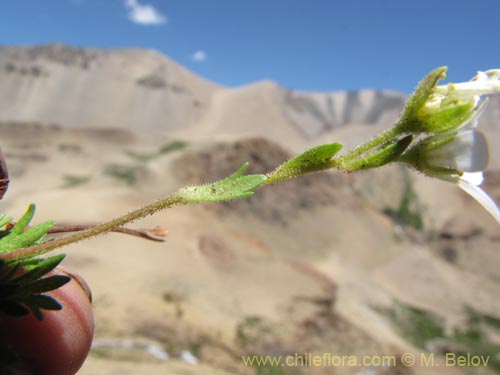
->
[266,142,343,183]
[10,204,36,235]
[1,254,69,320]
[12,254,66,284]
[26,294,63,311]
[177,163,266,203]
[0,262,20,281]
[23,294,64,320]
[345,135,413,172]
[25,275,71,294]
[0,220,54,254]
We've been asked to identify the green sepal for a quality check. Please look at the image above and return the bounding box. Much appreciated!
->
[405,66,447,117]
[177,163,266,203]
[417,102,474,134]
[345,135,413,172]
[398,132,462,177]
[266,143,343,184]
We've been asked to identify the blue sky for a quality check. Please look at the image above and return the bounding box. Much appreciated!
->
[0,0,499,93]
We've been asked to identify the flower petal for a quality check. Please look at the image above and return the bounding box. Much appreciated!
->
[457,178,500,224]
[453,131,489,172]
[460,172,484,186]
[437,74,500,98]
[459,96,489,130]
[428,130,489,172]
[485,69,500,80]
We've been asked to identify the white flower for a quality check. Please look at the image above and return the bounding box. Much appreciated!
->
[434,69,500,103]
[402,68,500,224]
[439,171,500,225]
[452,173,500,225]
[398,68,500,223]
[426,130,488,173]
[409,125,500,224]
[420,69,500,134]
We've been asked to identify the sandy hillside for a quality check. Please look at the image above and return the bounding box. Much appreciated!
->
[2,44,500,159]
[1,121,500,375]
[0,44,220,133]
[0,45,417,145]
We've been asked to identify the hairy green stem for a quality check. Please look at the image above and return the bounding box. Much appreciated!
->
[0,194,184,261]
[263,124,404,185]
[0,118,406,261]
[334,125,402,169]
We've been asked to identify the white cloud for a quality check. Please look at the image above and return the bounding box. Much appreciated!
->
[190,50,207,62]
[125,0,167,26]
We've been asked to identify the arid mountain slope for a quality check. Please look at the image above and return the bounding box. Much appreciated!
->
[0,44,220,133]
[2,44,500,158]
[0,45,406,148]
[1,122,500,375]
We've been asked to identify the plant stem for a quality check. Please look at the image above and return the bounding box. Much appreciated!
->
[334,125,402,168]
[47,224,167,242]
[0,194,184,261]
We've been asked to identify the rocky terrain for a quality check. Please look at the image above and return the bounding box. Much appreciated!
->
[0,45,500,375]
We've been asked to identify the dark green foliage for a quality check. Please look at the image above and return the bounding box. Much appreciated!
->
[158,140,188,155]
[0,205,71,320]
[378,303,445,349]
[235,316,273,349]
[450,310,500,373]
[103,163,142,186]
[383,172,424,231]
[0,255,70,319]
[62,174,90,188]
[126,140,188,162]
[0,205,54,253]
[378,302,500,374]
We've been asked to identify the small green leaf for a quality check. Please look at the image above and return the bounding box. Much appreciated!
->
[27,275,71,294]
[267,142,343,183]
[345,135,413,172]
[26,294,63,311]
[0,206,72,320]
[0,220,55,254]
[0,260,20,281]
[10,204,36,235]
[12,254,66,284]
[177,163,266,203]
